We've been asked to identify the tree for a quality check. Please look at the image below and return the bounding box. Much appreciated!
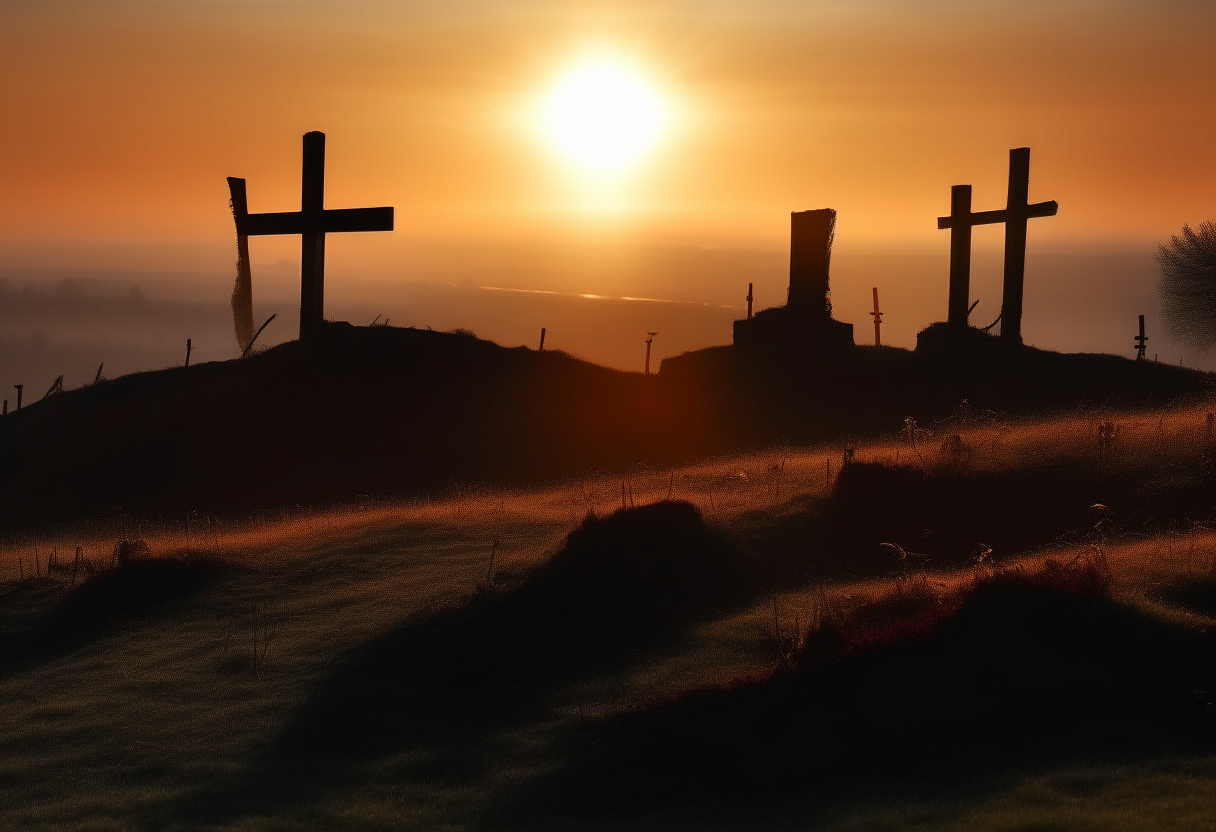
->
[1157,219,1216,351]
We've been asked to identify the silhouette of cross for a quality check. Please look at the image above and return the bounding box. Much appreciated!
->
[227,132,393,340]
[937,184,1006,326]
[937,148,1057,338]
[1134,314,1148,360]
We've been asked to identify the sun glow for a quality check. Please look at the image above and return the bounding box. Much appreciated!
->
[546,63,662,173]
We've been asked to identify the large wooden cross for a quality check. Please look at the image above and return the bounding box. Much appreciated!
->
[937,147,1057,341]
[227,131,394,341]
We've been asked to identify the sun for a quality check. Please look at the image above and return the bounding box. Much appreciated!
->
[546,63,662,173]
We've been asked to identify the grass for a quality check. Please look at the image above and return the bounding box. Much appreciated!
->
[0,402,1215,830]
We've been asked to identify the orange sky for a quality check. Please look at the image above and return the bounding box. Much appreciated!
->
[1,0,1214,367]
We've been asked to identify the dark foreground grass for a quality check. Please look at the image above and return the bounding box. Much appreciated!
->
[490,555,1216,826]
[0,548,231,674]
[158,501,758,827]
[735,458,1216,581]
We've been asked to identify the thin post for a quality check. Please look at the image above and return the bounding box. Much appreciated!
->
[2,401,6,416]
[870,286,883,346]
[227,176,255,351]
[644,331,658,376]
[538,327,546,352]
[14,385,22,410]
[1134,315,1148,361]
[185,338,192,367]
[300,131,326,339]
[947,185,973,326]
[746,282,754,319]
[94,363,104,385]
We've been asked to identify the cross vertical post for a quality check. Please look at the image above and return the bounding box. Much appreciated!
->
[746,282,754,319]
[947,185,973,326]
[300,131,326,340]
[1134,314,1148,360]
[644,332,658,376]
[999,147,1058,343]
[870,287,883,346]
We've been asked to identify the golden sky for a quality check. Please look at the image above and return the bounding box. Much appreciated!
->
[1,0,1213,364]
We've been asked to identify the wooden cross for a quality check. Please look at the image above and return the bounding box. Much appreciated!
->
[870,286,883,346]
[938,184,1004,326]
[746,282,754,319]
[227,132,394,341]
[937,148,1057,339]
[1134,314,1147,360]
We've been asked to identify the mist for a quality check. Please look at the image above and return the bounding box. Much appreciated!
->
[2,243,1210,409]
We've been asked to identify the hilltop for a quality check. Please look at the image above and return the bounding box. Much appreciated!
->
[0,321,1210,532]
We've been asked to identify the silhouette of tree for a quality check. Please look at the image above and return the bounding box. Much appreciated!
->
[1157,219,1216,351]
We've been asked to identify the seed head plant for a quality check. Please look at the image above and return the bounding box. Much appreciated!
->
[1157,219,1216,351]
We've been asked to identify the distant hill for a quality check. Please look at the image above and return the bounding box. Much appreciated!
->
[0,322,1210,531]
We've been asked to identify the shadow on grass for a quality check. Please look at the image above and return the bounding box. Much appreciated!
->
[735,460,1216,582]
[487,557,1216,827]
[163,501,762,826]
[1153,575,1216,618]
[0,551,232,674]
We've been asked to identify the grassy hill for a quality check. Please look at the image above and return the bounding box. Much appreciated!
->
[0,321,1210,534]
[2,404,1216,830]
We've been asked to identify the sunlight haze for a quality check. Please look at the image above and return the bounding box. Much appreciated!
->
[1,0,1213,376]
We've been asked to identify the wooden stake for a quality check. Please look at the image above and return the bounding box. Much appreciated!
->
[538,327,546,352]
[870,287,883,346]
[746,283,754,319]
[644,332,658,376]
[185,338,192,367]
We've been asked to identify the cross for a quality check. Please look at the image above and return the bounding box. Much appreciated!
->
[746,282,754,319]
[1134,314,1147,360]
[937,184,1005,326]
[227,131,394,341]
[936,148,1057,339]
[870,286,883,346]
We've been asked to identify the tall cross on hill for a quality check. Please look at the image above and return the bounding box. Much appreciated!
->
[227,132,394,341]
[937,147,1057,341]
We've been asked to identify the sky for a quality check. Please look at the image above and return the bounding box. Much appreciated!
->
[1,0,1214,385]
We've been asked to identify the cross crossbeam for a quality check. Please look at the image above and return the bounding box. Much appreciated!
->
[227,132,394,340]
